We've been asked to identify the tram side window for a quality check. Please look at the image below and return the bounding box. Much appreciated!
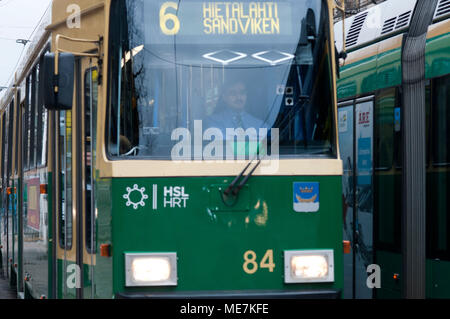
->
[374,88,401,251]
[3,112,8,182]
[1,113,6,182]
[14,92,21,175]
[36,60,47,167]
[30,68,37,169]
[24,76,31,170]
[427,83,432,166]
[432,75,450,166]
[59,110,73,249]
[84,68,98,254]
[427,75,450,258]
[375,88,395,170]
[7,101,14,176]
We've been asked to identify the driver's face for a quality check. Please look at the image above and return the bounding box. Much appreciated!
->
[223,82,247,110]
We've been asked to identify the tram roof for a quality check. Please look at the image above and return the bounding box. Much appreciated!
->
[0,5,51,111]
[334,0,450,53]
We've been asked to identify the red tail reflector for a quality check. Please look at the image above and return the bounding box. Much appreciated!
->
[40,184,48,194]
[343,240,351,254]
[100,244,111,257]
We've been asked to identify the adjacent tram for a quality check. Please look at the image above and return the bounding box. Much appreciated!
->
[1,0,344,299]
[335,0,450,298]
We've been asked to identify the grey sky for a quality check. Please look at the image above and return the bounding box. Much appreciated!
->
[0,0,52,99]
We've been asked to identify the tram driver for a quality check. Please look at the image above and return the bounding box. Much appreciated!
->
[204,78,266,136]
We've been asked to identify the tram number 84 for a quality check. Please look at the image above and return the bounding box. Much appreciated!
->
[243,250,275,274]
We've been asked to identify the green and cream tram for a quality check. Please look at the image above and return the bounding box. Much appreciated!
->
[1,0,344,299]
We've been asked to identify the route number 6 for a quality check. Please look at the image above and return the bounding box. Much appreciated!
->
[243,250,275,274]
[160,2,180,35]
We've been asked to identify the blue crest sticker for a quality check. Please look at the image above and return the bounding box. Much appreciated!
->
[293,182,320,213]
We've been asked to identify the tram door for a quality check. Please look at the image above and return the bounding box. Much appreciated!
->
[81,64,98,299]
[338,97,374,299]
[56,59,98,299]
[56,60,81,299]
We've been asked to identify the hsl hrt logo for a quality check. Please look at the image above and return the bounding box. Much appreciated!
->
[164,186,190,208]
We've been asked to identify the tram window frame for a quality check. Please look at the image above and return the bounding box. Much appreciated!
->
[426,74,450,261]
[425,81,432,168]
[29,67,37,170]
[431,75,450,167]
[392,88,403,170]
[7,100,14,176]
[36,58,47,168]
[59,110,73,250]
[374,88,396,171]
[1,113,6,181]
[3,111,8,182]
[373,87,402,253]
[23,76,30,171]
[4,110,8,181]
[84,67,98,254]
[14,91,21,175]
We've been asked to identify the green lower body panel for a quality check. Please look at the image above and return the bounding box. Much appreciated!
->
[109,175,343,297]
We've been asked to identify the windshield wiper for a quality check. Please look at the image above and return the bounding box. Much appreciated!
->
[223,159,261,198]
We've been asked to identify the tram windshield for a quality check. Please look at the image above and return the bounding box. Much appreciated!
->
[108,0,335,160]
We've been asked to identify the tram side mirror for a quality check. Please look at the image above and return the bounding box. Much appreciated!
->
[42,52,75,110]
[297,9,316,65]
[299,9,316,46]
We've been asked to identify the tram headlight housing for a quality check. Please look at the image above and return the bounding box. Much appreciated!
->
[125,253,177,287]
[284,250,334,283]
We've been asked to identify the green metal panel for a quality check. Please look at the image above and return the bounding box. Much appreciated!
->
[376,48,403,90]
[57,259,76,299]
[377,251,450,299]
[428,259,450,298]
[375,250,402,299]
[338,56,378,100]
[16,176,22,294]
[12,178,19,288]
[338,31,450,100]
[92,178,113,298]
[425,32,450,80]
[48,171,54,299]
[110,175,343,295]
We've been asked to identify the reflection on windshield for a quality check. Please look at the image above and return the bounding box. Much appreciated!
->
[108,0,334,160]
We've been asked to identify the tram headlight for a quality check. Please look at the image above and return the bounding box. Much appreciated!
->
[125,253,177,287]
[284,250,334,283]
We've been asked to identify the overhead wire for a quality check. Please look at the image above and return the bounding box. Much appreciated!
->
[1,2,51,88]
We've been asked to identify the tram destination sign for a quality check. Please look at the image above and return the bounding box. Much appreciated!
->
[144,1,296,44]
